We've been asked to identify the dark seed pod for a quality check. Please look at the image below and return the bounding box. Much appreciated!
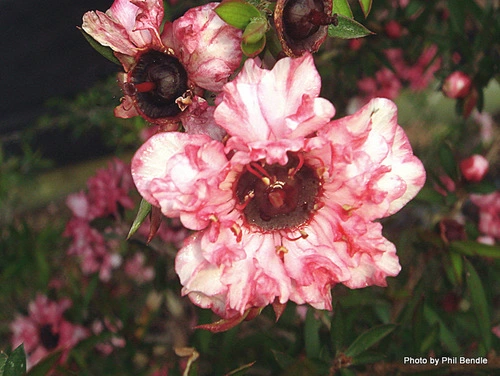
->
[129,50,189,119]
[274,0,335,57]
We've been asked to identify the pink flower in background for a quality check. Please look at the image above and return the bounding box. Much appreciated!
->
[82,0,242,127]
[470,191,500,240]
[132,54,426,319]
[442,71,473,99]
[10,295,88,370]
[357,67,402,104]
[459,154,489,182]
[125,252,155,283]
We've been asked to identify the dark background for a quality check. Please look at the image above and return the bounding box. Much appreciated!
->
[0,0,118,163]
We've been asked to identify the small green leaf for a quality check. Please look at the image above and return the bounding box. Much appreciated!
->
[465,259,492,350]
[450,240,500,259]
[328,15,374,39]
[438,143,458,180]
[79,27,121,65]
[215,1,261,30]
[423,305,460,354]
[344,324,396,358]
[449,251,464,285]
[304,308,322,359]
[0,353,8,374]
[333,0,353,18]
[242,17,268,45]
[26,350,63,376]
[3,344,26,376]
[241,35,266,58]
[127,199,152,239]
[420,323,440,354]
[358,0,373,18]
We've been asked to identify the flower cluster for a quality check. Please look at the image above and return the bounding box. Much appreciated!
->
[80,0,427,327]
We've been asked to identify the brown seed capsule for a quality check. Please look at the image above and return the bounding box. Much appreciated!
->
[274,0,336,57]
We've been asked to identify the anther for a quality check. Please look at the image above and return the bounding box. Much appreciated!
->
[288,153,305,177]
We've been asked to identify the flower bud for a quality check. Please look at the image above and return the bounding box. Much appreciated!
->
[442,71,472,99]
[459,155,489,182]
[384,20,403,39]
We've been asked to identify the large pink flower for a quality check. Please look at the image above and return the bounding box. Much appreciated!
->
[132,54,426,320]
[82,0,242,128]
[10,295,88,370]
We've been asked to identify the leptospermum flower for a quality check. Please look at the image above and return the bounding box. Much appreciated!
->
[10,295,88,370]
[131,53,426,329]
[82,0,242,129]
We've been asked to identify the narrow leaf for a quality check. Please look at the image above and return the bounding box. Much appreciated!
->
[358,0,372,18]
[0,353,8,374]
[450,240,500,259]
[26,350,63,376]
[4,344,26,376]
[351,351,385,365]
[304,309,322,359]
[127,199,152,239]
[330,303,344,355]
[215,1,261,30]
[423,305,460,354]
[345,324,396,358]
[438,143,457,180]
[78,27,121,65]
[328,15,374,39]
[465,259,492,350]
[333,0,353,19]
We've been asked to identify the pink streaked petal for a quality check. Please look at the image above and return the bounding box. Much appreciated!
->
[114,94,140,119]
[215,53,325,142]
[182,98,227,141]
[131,132,215,207]
[166,3,242,92]
[82,10,139,56]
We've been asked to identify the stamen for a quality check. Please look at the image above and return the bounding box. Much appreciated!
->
[275,245,288,255]
[283,230,308,241]
[134,81,157,93]
[247,162,272,184]
[231,223,242,242]
[235,191,255,210]
[288,152,305,177]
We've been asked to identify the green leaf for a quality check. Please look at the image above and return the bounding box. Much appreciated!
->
[450,241,500,259]
[423,305,460,354]
[330,303,344,355]
[333,0,353,19]
[465,259,492,351]
[438,143,457,180]
[344,324,396,358]
[241,35,266,58]
[215,1,261,30]
[358,0,372,17]
[242,17,268,44]
[3,344,26,376]
[0,353,8,375]
[78,27,121,65]
[328,15,374,39]
[449,251,464,286]
[304,308,322,359]
[420,323,440,354]
[127,199,152,239]
[351,351,386,365]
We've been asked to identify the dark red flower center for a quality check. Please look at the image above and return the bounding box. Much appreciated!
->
[40,324,60,350]
[235,153,322,231]
[283,0,338,41]
[129,50,189,119]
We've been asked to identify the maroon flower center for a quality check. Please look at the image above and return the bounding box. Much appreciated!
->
[283,0,338,41]
[40,324,60,350]
[129,50,188,119]
[235,153,322,231]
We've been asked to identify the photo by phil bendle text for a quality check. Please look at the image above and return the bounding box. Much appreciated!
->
[403,356,488,366]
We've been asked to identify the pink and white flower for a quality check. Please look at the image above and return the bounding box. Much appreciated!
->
[132,53,426,320]
[10,295,88,370]
[82,0,242,128]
